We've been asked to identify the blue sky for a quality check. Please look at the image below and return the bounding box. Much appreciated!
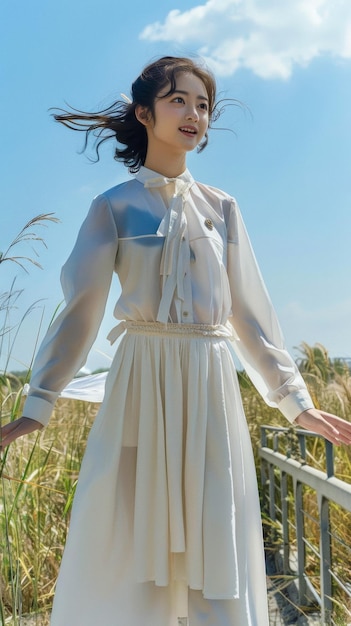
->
[1,0,351,373]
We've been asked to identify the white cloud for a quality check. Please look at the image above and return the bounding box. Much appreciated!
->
[140,0,351,79]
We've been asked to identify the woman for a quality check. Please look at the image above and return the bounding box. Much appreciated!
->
[2,56,351,626]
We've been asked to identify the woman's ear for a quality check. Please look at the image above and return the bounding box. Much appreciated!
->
[135,105,152,126]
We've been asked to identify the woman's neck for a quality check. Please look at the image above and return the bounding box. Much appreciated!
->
[143,152,187,179]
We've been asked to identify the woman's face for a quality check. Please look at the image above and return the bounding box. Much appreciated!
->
[142,72,210,157]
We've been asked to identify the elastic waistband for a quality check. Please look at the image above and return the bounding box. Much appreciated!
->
[107,320,235,344]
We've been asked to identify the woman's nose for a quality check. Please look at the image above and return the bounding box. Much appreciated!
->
[185,105,199,121]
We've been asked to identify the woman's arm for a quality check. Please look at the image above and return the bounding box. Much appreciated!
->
[1,194,118,447]
[226,201,350,443]
[227,200,314,422]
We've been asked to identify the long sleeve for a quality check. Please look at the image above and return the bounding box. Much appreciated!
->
[226,200,314,423]
[22,194,118,426]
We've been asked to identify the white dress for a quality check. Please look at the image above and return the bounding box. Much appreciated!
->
[23,167,314,626]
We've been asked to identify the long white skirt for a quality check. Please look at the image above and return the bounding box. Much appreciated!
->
[50,323,269,626]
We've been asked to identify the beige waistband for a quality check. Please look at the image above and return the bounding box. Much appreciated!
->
[107,320,235,344]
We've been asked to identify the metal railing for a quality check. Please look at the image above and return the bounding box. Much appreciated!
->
[259,425,351,625]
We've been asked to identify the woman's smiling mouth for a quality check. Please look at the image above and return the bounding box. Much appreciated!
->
[179,125,198,136]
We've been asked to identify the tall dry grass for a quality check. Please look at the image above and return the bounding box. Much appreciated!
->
[1,364,350,624]
[0,384,97,623]
[239,349,351,626]
[1,213,60,625]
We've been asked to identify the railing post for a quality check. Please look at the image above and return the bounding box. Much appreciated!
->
[294,478,307,603]
[325,441,334,479]
[319,495,332,624]
[260,427,268,499]
[281,471,290,574]
[259,425,351,624]
[268,463,276,522]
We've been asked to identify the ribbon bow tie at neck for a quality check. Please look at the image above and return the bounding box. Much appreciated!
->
[144,176,194,324]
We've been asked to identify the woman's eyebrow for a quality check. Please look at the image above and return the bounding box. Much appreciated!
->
[172,89,209,102]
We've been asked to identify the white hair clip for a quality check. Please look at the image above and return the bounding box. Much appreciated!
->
[120,93,132,104]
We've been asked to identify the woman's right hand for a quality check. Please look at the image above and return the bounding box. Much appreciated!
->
[0,417,43,451]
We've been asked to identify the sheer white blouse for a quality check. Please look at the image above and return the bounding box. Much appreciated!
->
[23,166,314,426]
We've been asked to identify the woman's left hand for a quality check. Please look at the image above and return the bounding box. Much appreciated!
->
[295,408,351,446]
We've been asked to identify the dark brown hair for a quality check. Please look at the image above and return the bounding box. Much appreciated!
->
[52,56,221,173]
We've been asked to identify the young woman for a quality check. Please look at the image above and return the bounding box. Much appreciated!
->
[2,56,351,626]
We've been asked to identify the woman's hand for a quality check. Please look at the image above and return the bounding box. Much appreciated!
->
[295,408,351,446]
[0,417,43,451]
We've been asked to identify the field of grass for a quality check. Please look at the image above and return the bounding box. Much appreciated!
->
[0,382,96,623]
[1,365,351,625]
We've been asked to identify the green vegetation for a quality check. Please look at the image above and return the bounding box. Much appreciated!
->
[1,354,350,625]
[242,345,351,625]
[0,389,95,625]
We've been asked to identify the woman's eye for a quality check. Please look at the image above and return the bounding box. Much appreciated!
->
[173,97,184,103]
[199,102,208,111]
